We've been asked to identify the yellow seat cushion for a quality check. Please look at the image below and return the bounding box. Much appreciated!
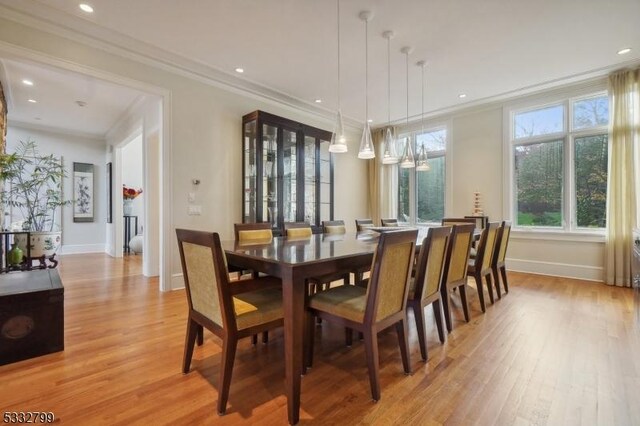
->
[233,288,283,330]
[308,285,367,323]
[325,225,346,234]
[287,227,312,238]
[238,229,273,242]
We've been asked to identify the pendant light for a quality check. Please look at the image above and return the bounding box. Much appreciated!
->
[357,11,375,160]
[415,60,430,171]
[329,0,347,153]
[399,46,415,168]
[381,30,398,165]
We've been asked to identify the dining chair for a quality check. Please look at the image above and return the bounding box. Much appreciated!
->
[355,218,374,231]
[492,221,512,298]
[407,226,451,361]
[305,229,418,402]
[381,218,399,227]
[176,229,283,415]
[467,222,500,312]
[440,223,475,333]
[233,222,274,344]
[283,222,313,238]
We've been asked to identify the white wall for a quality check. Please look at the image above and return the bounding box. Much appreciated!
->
[5,125,107,254]
[121,134,144,230]
[0,16,369,289]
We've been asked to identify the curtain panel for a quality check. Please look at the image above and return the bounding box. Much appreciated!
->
[368,127,398,225]
[604,68,639,287]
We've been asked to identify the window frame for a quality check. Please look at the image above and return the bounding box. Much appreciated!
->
[397,123,451,226]
[504,87,609,237]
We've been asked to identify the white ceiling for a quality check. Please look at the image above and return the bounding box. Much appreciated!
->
[2,0,639,126]
[0,57,145,137]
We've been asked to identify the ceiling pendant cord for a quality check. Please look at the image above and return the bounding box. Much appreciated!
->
[358,11,375,159]
[416,60,430,171]
[382,30,398,165]
[400,46,415,168]
[329,0,347,153]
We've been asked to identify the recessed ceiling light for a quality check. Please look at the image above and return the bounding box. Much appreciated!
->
[22,79,33,86]
[367,119,373,123]
[617,47,632,55]
[28,99,37,103]
[79,3,94,13]
[235,67,244,73]
[458,94,467,99]
[315,99,322,103]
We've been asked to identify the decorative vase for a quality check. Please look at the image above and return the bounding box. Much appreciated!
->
[8,242,23,266]
[15,231,62,258]
[123,199,133,216]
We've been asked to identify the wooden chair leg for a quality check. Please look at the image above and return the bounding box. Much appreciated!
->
[492,266,501,298]
[441,287,453,333]
[412,303,428,361]
[493,268,502,300]
[182,318,198,374]
[396,319,411,374]
[433,299,446,344]
[474,275,486,313]
[363,329,381,402]
[251,334,258,345]
[501,266,509,293]
[262,331,268,344]
[305,311,315,370]
[217,335,238,416]
[459,285,471,322]
[485,273,495,304]
[345,328,353,347]
[196,324,204,346]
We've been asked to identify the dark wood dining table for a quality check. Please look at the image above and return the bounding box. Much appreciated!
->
[221,227,476,424]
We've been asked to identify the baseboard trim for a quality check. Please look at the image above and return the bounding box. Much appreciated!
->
[171,273,185,290]
[506,257,603,282]
[60,244,106,255]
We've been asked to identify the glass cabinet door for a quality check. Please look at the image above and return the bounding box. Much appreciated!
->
[243,120,257,222]
[319,139,332,223]
[304,136,317,225]
[282,129,297,224]
[262,124,278,227]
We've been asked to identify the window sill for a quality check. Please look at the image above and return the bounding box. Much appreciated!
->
[511,229,605,243]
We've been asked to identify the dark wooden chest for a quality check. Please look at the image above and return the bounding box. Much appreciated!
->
[0,269,64,366]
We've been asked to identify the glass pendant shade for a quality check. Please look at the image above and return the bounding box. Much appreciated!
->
[399,135,415,168]
[329,109,348,153]
[415,144,430,171]
[381,128,398,164]
[358,122,375,159]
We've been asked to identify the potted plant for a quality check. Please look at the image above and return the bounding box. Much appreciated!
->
[0,139,71,260]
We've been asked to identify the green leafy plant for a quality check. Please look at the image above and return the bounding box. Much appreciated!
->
[0,139,72,232]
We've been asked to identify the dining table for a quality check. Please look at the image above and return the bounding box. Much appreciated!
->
[221,227,477,424]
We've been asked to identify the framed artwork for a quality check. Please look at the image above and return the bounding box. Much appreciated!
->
[106,162,112,223]
[73,162,94,223]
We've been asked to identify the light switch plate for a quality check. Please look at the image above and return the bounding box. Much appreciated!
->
[188,192,196,203]
[187,205,201,215]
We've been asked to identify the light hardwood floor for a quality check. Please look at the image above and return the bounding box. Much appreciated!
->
[1,254,639,425]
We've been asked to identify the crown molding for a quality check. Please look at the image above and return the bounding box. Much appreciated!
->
[0,2,362,132]
[9,119,107,142]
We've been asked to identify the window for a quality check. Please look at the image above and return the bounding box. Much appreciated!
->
[397,126,447,225]
[509,93,609,232]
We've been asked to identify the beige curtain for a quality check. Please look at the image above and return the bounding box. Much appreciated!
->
[605,68,640,287]
[368,127,397,225]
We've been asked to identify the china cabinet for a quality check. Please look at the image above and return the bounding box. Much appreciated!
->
[242,111,333,233]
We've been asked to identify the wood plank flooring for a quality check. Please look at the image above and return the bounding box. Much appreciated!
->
[1,254,639,425]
